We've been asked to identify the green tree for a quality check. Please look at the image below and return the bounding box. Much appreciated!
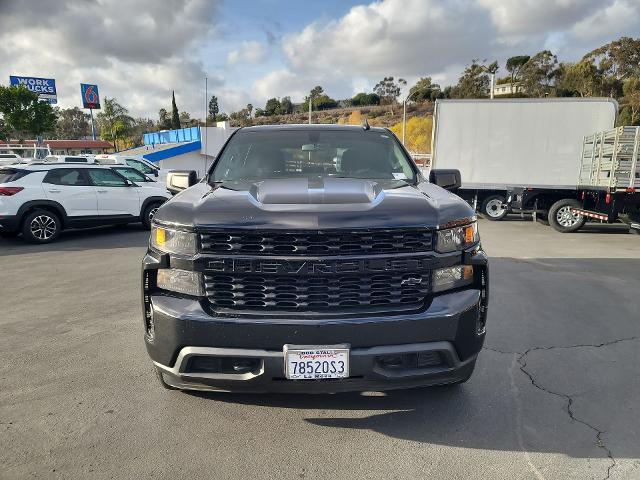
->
[280,97,293,114]
[310,86,324,98]
[621,77,640,125]
[0,118,8,141]
[583,37,640,81]
[352,92,380,106]
[560,61,602,97]
[55,107,90,139]
[208,95,219,120]
[157,108,171,129]
[264,97,283,116]
[408,77,441,102]
[246,103,253,118]
[129,117,155,146]
[96,97,133,151]
[374,76,407,112]
[452,60,494,98]
[0,85,58,141]
[506,55,530,91]
[520,50,559,97]
[171,91,180,129]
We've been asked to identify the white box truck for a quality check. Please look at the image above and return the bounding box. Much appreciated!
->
[430,98,640,232]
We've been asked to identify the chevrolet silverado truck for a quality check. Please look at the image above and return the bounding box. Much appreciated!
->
[142,124,489,393]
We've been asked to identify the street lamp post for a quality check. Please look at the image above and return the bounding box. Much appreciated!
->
[402,90,420,145]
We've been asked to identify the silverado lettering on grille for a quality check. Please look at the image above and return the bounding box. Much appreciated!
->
[207,257,433,275]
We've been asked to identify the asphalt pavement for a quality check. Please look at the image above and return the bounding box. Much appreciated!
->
[1,219,639,480]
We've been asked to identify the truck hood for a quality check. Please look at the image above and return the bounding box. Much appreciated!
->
[155,177,475,230]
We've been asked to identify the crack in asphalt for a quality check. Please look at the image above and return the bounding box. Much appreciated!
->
[484,336,640,480]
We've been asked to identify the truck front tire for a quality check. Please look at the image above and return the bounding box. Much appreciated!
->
[548,199,586,233]
[142,203,162,230]
[481,195,508,221]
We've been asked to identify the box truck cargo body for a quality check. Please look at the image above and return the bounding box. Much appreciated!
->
[430,98,640,232]
[432,98,617,190]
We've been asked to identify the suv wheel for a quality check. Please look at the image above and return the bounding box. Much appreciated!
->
[21,209,61,243]
[142,203,162,230]
[548,199,586,233]
[480,195,508,221]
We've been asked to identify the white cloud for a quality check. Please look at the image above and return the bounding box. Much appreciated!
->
[0,0,221,119]
[252,0,640,103]
[282,0,493,78]
[571,0,640,43]
[227,41,267,65]
[252,69,307,101]
[476,0,602,37]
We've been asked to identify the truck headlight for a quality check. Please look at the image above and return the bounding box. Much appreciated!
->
[157,268,204,296]
[436,222,479,253]
[432,265,474,293]
[151,225,197,255]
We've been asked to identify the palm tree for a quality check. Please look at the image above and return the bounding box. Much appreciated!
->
[96,97,133,151]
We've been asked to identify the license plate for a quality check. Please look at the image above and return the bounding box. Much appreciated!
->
[284,345,349,380]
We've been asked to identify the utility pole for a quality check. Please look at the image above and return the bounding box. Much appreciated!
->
[402,89,420,145]
[204,76,208,158]
[308,94,312,124]
[490,72,495,99]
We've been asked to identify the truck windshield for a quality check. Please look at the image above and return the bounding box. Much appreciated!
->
[211,130,417,183]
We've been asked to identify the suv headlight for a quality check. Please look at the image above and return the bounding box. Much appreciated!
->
[151,225,197,255]
[436,221,479,253]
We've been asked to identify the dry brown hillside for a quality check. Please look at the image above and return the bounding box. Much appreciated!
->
[249,102,434,128]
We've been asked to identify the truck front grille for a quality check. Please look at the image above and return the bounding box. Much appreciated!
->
[200,228,433,256]
[204,272,431,311]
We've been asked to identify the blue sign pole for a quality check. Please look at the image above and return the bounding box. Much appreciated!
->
[89,109,96,140]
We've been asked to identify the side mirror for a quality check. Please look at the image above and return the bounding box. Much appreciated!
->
[154,171,159,177]
[167,170,197,194]
[429,169,461,191]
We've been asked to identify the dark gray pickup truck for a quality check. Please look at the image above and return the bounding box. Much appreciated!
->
[142,124,488,393]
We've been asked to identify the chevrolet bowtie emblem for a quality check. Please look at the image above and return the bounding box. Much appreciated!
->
[401,276,423,286]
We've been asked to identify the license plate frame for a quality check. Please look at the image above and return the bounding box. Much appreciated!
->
[284,344,350,380]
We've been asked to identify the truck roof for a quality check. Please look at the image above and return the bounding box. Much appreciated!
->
[1,163,112,171]
[239,124,389,133]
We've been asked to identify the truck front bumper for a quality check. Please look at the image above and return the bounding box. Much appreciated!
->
[145,288,486,393]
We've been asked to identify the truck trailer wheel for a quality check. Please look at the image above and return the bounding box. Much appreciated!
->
[548,199,585,233]
[481,195,508,221]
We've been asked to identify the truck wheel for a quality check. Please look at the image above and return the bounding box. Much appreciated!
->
[142,202,162,230]
[481,195,508,221]
[21,209,61,244]
[548,199,586,233]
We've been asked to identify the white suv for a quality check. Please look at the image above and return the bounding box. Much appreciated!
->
[0,163,171,243]
[94,155,169,183]
[0,153,22,166]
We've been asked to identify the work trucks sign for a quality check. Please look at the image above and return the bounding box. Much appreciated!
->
[80,83,100,109]
[9,76,57,104]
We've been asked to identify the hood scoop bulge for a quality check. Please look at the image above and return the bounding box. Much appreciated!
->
[249,178,383,205]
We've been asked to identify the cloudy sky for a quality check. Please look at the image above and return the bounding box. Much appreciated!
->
[1,0,639,120]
